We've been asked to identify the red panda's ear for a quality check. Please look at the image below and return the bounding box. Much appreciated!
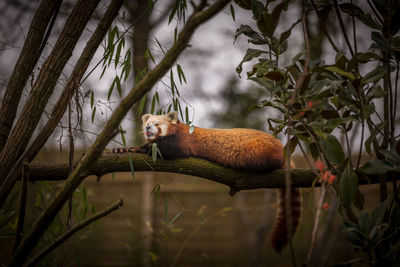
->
[166,111,178,124]
[142,114,151,124]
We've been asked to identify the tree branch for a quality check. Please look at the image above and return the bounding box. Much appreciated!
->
[0,0,101,200]
[0,0,125,209]
[25,153,388,191]
[25,198,123,267]
[0,0,62,151]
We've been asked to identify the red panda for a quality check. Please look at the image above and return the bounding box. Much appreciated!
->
[113,111,301,252]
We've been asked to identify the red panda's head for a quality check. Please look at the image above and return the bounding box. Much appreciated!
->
[141,111,178,141]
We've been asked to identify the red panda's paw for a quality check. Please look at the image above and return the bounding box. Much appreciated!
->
[112,147,130,153]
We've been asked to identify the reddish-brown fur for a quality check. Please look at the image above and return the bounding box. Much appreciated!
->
[112,112,302,252]
[154,122,285,171]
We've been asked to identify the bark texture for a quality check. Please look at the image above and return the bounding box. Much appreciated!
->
[0,0,125,207]
[0,0,100,204]
[0,0,62,150]
[26,153,386,190]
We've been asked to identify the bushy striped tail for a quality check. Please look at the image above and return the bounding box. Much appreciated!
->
[111,147,135,153]
[270,188,302,253]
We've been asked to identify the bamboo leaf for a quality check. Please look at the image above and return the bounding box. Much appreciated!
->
[152,143,158,162]
[137,94,146,116]
[128,153,135,181]
[120,125,126,146]
[90,91,94,108]
[115,37,125,68]
[107,78,116,100]
[151,94,156,114]
[91,106,96,123]
[230,4,235,21]
[177,64,186,84]
[115,76,122,96]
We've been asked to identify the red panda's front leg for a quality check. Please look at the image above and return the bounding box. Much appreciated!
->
[111,143,150,154]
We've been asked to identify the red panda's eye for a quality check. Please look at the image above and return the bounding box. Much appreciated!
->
[155,123,159,126]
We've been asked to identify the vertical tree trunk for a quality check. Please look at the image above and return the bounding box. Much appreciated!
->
[0,0,62,150]
[0,0,101,204]
[0,0,125,207]
[126,0,151,145]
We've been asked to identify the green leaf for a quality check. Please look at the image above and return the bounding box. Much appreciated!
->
[236,48,267,75]
[150,94,156,114]
[91,106,96,123]
[189,125,194,135]
[177,64,186,84]
[361,67,386,85]
[185,106,189,123]
[251,0,264,20]
[148,252,159,264]
[358,210,371,234]
[279,19,300,44]
[120,125,126,146]
[339,3,380,30]
[379,147,400,166]
[320,135,345,166]
[371,201,387,226]
[107,78,116,100]
[115,37,125,68]
[145,49,156,64]
[359,159,395,175]
[90,91,94,108]
[309,142,319,161]
[229,4,235,21]
[137,94,146,116]
[123,50,131,81]
[169,212,181,225]
[174,27,177,43]
[115,76,122,96]
[325,66,355,81]
[284,136,298,157]
[152,143,158,162]
[371,31,388,52]
[340,164,359,207]
[234,24,265,44]
[170,69,175,96]
[155,37,165,54]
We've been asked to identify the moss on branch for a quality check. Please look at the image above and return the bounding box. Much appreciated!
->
[27,153,383,192]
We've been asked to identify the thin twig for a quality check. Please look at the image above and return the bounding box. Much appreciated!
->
[356,120,365,169]
[170,207,230,267]
[309,0,339,52]
[332,0,354,56]
[12,163,29,253]
[25,198,123,267]
[67,100,74,230]
[305,183,326,265]
[350,0,358,56]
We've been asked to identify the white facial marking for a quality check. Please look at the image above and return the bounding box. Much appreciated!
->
[143,115,168,141]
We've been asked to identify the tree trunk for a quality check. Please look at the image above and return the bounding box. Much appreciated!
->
[0,0,100,202]
[0,0,62,150]
[0,0,125,208]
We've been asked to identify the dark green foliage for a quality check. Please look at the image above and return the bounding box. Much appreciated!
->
[235,0,400,264]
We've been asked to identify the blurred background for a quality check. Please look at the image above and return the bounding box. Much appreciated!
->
[0,0,390,266]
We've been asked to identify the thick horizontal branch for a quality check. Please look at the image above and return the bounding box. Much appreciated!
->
[27,154,384,192]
